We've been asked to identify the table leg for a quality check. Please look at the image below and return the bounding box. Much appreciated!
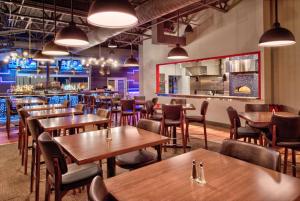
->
[156,145,162,161]
[173,126,177,145]
[107,157,116,178]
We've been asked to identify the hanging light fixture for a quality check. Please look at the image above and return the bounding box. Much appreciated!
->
[34,0,54,62]
[259,0,296,47]
[55,0,89,47]
[108,39,118,48]
[43,0,69,55]
[87,0,138,28]
[168,11,189,60]
[184,24,193,33]
[124,43,139,67]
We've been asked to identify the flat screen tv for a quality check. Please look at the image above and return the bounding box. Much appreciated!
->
[8,58,37,69]
[60,59,83,72]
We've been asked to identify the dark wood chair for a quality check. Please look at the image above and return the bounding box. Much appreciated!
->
[38,132,102,201]
[89,176,117,201]
[110,97,121,126]
[96,108,111,129]
[120,99,137,126]
[27,118,44,200]
[185,101,209,149]
[116,119,161,169]
[227,106,262,144]
[6,98,18,138]
[152,97,158,105]
[220,139,281,172]
[162,104,185,152]
[18,108,30,166]
[266,115,300,176]
[170,98,186,105]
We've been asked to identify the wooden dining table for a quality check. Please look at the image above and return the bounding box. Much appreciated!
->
[154,103,196,111]
[38,114,109,132]
[54,126,169,177]
[27,108,83,119]
[13,97,46,105]
[105,148,300,201]
[23,104,66,112]
[239,111,297,125]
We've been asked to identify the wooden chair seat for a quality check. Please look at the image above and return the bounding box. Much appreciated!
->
[116,150,156,169]
[185,115,204,123]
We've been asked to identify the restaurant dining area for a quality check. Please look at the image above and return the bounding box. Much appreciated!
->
[1,0,300,200]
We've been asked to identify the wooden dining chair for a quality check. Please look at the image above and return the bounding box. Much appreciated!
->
[38,132,102,201]
[266,115,300,176]
[185,101,209,149]
[170,98,186,105]
[116,119,161,169]
[18,108,30,166]
[162,104,186,152]
[96,108,111,129]
[89,176,118,201]
[227,106,262,144]
[120,99,137,126]
[110,97,121,126]
[6,98,18,138]
[220,139,281,172]
[27,118,44,200]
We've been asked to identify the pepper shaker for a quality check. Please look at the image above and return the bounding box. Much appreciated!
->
[191,160,197,180]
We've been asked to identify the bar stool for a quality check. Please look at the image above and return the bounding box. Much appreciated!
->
[134,96,146,120]
[162,104,186,152]
[18,108,30,166]
[170,98,186,105]
[185,101,209,149]
[120,99,137,126]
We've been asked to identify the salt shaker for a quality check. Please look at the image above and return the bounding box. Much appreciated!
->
[272,108,276,114]
[197,162,207,184]
[191,160,197,180]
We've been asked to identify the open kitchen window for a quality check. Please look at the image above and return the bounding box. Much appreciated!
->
[156,51,261,99]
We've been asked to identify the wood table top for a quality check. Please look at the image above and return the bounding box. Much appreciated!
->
[13,97,46,105]
[23,104,66,111]
[38,114,109,131]
[105,149,300,201]
[28,108,82,119]
[239,112,298,124]
[154,103,196,111]
[54,126,169,165]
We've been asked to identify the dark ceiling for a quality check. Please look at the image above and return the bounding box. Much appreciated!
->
[0,0,237,50]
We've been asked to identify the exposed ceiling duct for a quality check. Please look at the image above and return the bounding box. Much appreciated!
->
[75,0,220,52]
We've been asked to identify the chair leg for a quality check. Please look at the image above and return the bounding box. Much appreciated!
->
[30,145,36,192]
[283,147,288,174]
[203,121,208,149]
[87,183,91,199]
[35,147,41,201]
[181,124,186,153]
[185,121,189,145]
[292,149,296,177]
[45,171,50,201]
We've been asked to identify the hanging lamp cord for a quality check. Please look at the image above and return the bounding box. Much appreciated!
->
[42,0,45,46]
[71,0,74,23]
[54,0,57,35]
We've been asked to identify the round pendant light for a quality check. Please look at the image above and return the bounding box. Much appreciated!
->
[124,43,139,67]
[42,0,69,55]
[184,24,193,33]
[124,55,139,66]
[43,41,69,56]
[167,11,189,60]
[108,39,118,48]
[87,0,138,28]
[55,0,89,47]
[259,0,296,47]
[168,44,189,60]
[34,50,54,62]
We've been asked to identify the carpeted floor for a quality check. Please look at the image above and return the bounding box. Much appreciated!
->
[0,134,221,201]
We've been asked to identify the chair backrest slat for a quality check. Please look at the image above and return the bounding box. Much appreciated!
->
[137,119,161,134]
[271,115,300,142]
[226,106,241,128]
[200,101,209,116]
[162,104,182,120]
